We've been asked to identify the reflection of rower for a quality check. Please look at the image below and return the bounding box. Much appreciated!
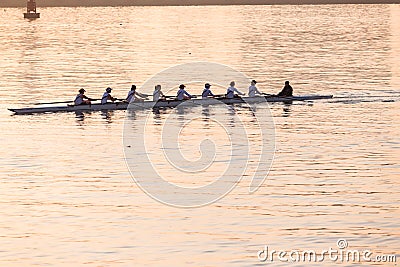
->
[277,81,293,97]
[201,83,214,98]
[248,80,262,97]
[74,88,91,105]
[101,87,117,104]
[177,84,193,100]
[226,81,244,99]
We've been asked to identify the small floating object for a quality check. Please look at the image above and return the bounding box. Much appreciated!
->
[24,0,40,19]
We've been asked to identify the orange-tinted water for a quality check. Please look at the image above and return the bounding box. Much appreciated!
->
[0,4,399,266]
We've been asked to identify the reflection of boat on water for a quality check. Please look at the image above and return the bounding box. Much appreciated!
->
[9,95,333,115]
[101,110,114,123]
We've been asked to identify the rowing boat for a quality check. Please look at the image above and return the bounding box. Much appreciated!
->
[9,95,333,115]
[8,95,333,115]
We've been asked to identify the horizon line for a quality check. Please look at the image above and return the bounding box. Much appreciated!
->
[1,0,399,8]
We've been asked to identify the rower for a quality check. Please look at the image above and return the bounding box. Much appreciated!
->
[226,81,244,99]
[248,80,262,97]
[277,81,293,97]
[177,84,193,100]
[101,87,117,104]
[74,88,91,105]
[202,83,214,98]
[153,85,166,101]
[126,85,147,103]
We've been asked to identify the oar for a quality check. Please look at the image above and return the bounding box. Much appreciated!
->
[163,95,198,100]
[211,94,227,98]
[262,93,275,97]
[34,100,74,105]
[136,92,150,98]
[34,98,101,105]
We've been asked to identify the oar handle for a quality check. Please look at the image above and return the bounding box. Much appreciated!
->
[34,98,101,105]
[164,95,198,99]
[262,93,275,97]
[34,100,74,105]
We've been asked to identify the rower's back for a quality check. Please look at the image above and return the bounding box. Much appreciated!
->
[277,81,293,97]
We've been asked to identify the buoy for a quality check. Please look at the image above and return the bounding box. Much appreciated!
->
[24,0,40,19]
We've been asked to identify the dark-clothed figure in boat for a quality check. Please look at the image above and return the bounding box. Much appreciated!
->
[277,81,293,97]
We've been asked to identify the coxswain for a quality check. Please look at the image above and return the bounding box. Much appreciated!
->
[201,83,214,98]
[101,87,117,104]
[226,81,244,99]
[74,88,91,105]
[177,84,193,100]
[277,81,293,97]
[153,85,166,101]
[248,80,262,97]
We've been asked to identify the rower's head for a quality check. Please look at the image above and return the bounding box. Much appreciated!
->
[131,85,136,91]
[285,81,290,85]
[106,87,112,93]
[79,88,86,94]
[155,85,161,90]
[251,80,257,85]
[230,81,235,87]
[179,84,186,89]
[205,83,211,89]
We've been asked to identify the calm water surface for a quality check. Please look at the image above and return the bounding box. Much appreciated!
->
[0,4,399,266]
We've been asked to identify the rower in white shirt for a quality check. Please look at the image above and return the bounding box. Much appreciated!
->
[177,84,193,100]
[153,85,166,101]
[226,81,244,99]
[74,88,92,105]
[101,87,117,104]
[201,83,214,98]
[248,79,262,97]
[125,85,148,103]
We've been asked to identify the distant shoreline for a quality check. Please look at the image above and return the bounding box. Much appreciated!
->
[1,0,398,8]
